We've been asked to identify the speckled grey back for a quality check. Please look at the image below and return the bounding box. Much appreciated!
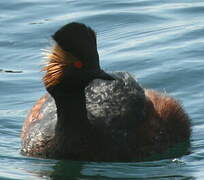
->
[86,72,145,129]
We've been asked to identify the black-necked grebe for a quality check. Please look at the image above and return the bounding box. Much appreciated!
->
[21,22,191,161]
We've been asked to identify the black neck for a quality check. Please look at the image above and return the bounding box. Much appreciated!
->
[47,88,93,158]
[53,89,90,133]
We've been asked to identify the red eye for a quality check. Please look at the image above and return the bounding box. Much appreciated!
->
[73,61,83,69]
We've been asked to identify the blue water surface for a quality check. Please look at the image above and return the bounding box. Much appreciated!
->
[1,0,204,179]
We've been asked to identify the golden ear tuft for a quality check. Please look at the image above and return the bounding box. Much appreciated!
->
[42,44,77,88]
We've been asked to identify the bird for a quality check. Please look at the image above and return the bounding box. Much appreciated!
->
[21,22,191,162]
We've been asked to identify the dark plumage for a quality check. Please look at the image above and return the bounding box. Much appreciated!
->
[21,22,191,161]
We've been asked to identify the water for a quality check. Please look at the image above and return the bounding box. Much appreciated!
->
[0,0,204,179]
